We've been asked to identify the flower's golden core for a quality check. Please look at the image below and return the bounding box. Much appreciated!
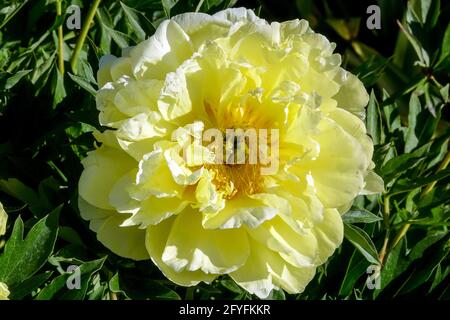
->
[207,163,264,199]
[203,100,272,199]
[204,101,272,131]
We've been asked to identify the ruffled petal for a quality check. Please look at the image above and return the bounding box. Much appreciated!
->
[129,20,193,79]
[79,147,136,210]
[333,69,369,119]
[161,207,250,274]
[145,217,217,286]
[201,193,289,229]
[230,239,316,298]
[78,197,149,261]
[0,202,7,236]
[122,196,188,228]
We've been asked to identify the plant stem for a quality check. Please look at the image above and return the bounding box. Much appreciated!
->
[56,0,64,74]
[69,0,102,73]
[379,195,390,266]
[389,147,450,250]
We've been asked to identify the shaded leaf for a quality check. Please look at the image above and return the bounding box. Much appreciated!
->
[0,207,60,286]
[344,223,379,265]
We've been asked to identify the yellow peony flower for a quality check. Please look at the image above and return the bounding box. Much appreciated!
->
[0,202,7,237]
[79,8,383,298]
[0,282,9,300]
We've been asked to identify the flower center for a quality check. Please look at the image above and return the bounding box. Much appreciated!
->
[201,101,276,199]
[207,163,264,199]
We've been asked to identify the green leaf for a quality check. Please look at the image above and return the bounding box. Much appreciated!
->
[0,206,60,286]
[397,20,429,66]
[430,264,450,293]
[109,272,181,300]
[398,238,448,295]
[344,223,379,265]
[404,94,420,153]
[51,67,66,108]
[391,167,450,195]
[9,271,53,300]
[439,83,449,102]
[103,25,130,49]
[381,89,402,133]
[438,23,450,64]
[0,178,43,214]
[58,226,85,247]
[0,0,30,28]
[338,250,370,296]
[120,2,146,42]
[108,272,124,295]
[424,0,440,29]
[5,70,32,89]
[380,142,430,184]
[36,257,106,300]
[68,73,97,96]
[376,239,406,296]
[326,18,360,41]
[342,208,383,224]
[366,90,380,145]
[161,0,179,17]
[268,289,286,300]
[408,232,447,261]
[220,279,244,294]
[418,186,450,209]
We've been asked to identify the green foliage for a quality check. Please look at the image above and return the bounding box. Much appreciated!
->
[0,0,448,300]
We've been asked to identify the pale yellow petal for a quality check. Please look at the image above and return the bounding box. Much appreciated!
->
[162,207,250,274]
[97,214,149,261]
[79,147,136,210]
[130,148,184,200]
[230,238,316,298]
[333,69,369,119]
[122,196,188,228]
[360,170,385,195]
[145,217,217,286]
[0,202,7,236]
[130,20,193,79]
[201,193,289,229]
[0,282,9,300]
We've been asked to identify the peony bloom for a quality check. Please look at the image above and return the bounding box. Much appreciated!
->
[79,8,383,298]
[0,202,7,237]
[0,282,9,300]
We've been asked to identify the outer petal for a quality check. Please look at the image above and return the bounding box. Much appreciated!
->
[328,107,373,160]
[213,7,267,25]
[311,208,344,265]
[230,239,316,298]
[172,12,231,47]
[333,69,369,119]
[145,217,217,286]
[129,20,193,79]
[248,207,343,268]
[97,214,149,261]
[97,54,134,88]
[161,207,250,274]
[290,117,369,208]
[78,147,136,210]
[0,202,7,236]
[130,148,184,200]
[360,170,385,195]
[248,216,318,268]
[0,282,9,300]
[78,198,149,261]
